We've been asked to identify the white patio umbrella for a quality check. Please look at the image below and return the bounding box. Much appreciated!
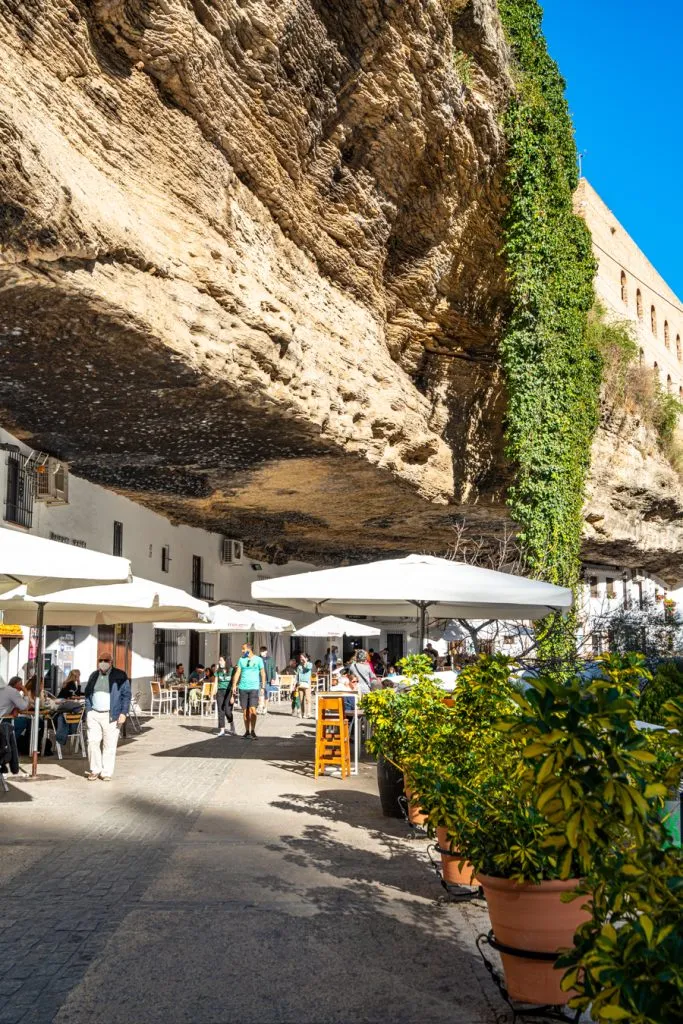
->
[293,615,381,679]
[154,604,294,633]
[0,527,131,596]
[0,529,132,775]
[237,608,294,633]
[1,576,209,775]
[154,604,258,633]
[252,554,573,645]
[2,576,211,626]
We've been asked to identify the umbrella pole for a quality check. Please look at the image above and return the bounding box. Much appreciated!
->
[417,602,427,652]
[31,601,46,777]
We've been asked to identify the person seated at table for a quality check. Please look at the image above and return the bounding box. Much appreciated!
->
[203,666,215,682]
[314,659,323,673]
[58,669,82,699]
[165,663,186,686]
[0,676,29,725]
[368,648,384,677]
[381,665,401,689]
[189,664,205,683]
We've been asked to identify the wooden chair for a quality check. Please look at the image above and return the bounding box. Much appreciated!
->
[150,680,170,715]
[200,681,216,717]
[278,674,295,702]
[314,695,351,779]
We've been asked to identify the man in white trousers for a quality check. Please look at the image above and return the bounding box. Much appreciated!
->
[83,653,130,781]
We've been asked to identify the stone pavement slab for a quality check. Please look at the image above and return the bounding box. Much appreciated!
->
[1,708,506,1024]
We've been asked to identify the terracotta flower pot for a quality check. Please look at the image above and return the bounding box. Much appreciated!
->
[479,873,589,1006]
[403,777,428,827]
[436,826,476,886]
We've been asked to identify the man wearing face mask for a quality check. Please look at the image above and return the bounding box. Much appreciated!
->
[83,653,131,781]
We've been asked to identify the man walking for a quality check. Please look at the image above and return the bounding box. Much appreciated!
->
[231,642,265,739]
[84,653,130,781]
[258,645,276,715]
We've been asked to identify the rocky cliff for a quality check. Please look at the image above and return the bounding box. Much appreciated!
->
[0,1,681,577]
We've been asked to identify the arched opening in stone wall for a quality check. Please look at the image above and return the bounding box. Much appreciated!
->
[636,289,643,319]
[620,270,628,303]
[639,347,644,365]
[667,374,672,393]
[664,320,670,349]
[677,335,682,362]
[651,305,657,336]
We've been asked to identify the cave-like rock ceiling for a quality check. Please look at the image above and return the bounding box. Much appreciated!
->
[1,1,682,579]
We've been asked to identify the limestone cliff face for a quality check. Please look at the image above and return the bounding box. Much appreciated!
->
[0,1,681,577]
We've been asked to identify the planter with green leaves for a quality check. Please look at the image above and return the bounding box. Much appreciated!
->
[556,694,683,1024]
[362,654,449,825]
[402,656,520,885]
[487,654,679,1011]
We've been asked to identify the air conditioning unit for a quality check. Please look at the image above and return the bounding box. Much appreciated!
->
[220,538,243,564]
[35,458,69,505]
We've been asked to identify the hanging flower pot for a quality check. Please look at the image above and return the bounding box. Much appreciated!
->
[478,874,589,1006]
[436,826,476,886]
[403,777,428,827]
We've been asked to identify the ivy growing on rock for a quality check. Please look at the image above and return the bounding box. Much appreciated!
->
[497,2,601,613]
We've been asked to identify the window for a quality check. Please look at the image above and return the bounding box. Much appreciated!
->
[5,453,34,528]
[639,347,644,365]
[651,305,657,336]
[654,361,659,372]
[636,289,643,319]
[161,544,171,573]
[154,628,178,679]
[620,270,627,303]
[667,375,672,393]
[664,321,670,349]
[679,387,683,399]
[606,577,616,599]
[113,520,123,557]
[589,576,599,598]
[192,555,202,598]
[677,335,682,362]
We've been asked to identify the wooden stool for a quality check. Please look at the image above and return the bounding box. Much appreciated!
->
[314,695,351,778]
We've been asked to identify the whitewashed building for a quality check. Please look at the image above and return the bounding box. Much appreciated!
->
[0,425,424,697]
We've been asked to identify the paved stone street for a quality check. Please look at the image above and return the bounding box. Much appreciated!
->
[1,708,503,1024]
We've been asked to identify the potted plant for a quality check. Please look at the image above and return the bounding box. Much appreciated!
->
[403,655,520,887]
[466,653,668,1007]
[557,695,683,1023]
[363,654,449,826]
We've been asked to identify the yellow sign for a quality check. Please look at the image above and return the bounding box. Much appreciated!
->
[0,624,23,638]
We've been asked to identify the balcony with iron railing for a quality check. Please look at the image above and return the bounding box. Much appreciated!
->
[192,580,214,601]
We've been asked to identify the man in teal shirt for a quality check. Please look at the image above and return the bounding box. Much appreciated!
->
[231,641,266,739]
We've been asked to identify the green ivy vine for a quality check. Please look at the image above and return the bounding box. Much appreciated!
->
[497,1,601,609]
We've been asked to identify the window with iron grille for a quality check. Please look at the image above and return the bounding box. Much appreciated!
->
[161,544,171,573]
[113,520,123,557]
[192,555,202,598]
[154,628,178,679]
[5,453,34,528]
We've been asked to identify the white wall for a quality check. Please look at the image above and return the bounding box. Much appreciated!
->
[0,425,317,697]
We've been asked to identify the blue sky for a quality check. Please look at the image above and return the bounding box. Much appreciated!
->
[541,0,683,298]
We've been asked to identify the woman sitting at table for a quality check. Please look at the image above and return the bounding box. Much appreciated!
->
[58,669,82,699]
[24,676,82,748]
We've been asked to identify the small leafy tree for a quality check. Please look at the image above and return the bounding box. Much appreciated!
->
[558,697,683,1024]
